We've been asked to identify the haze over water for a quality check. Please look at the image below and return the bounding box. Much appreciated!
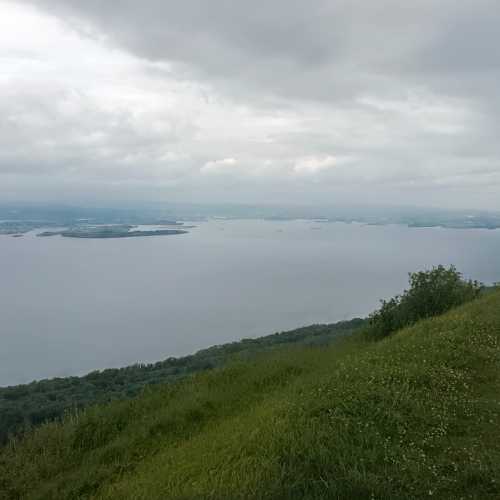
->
[2,219,500,386]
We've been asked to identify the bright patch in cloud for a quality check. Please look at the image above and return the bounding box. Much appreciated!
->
[294,156,352,175]
[201,158,238,174]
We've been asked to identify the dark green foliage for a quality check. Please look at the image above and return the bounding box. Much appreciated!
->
[367,265,482,339]
[0,318,364,444]
[1,290,500,499]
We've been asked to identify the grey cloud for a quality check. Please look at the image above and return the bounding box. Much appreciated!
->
[4,0,500,209]
[0,80,196,178]
[21,1,500,101]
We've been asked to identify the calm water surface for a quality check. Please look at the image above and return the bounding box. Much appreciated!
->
[1,219,500,386]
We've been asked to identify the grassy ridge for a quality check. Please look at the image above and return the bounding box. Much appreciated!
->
[0,319,364,444]
[2,291,500,499]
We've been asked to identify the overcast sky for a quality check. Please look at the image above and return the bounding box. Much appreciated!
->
[1,1,500,209]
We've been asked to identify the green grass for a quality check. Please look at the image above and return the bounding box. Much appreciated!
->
[0,318,364,445]
[2,291,500,499]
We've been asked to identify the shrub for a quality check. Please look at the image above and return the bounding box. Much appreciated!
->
[367,265,482,340]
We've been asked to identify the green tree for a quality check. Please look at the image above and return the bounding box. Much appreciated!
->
[368,265,482,340]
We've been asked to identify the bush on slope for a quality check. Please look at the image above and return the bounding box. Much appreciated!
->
[366,265,482,340]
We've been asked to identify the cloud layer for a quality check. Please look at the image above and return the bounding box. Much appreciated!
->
[2,0,500,207]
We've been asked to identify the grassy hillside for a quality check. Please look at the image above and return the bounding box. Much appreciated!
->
[1,289,500,499]
[0,318,364,444]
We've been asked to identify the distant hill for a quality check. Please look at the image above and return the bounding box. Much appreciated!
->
[1,289,500,499]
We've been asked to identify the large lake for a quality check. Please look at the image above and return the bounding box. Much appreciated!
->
[1,219,500,386]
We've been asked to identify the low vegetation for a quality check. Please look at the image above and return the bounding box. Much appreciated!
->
[1,268,499,499]
[0,318,364,444]
[366,265,482,339]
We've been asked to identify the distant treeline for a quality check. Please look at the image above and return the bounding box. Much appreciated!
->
[0,318,365,444]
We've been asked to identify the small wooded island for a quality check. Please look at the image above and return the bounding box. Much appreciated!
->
[37,225,188,238]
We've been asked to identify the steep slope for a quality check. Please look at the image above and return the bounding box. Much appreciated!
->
[2,290,500,499]
[0,319,365,444]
